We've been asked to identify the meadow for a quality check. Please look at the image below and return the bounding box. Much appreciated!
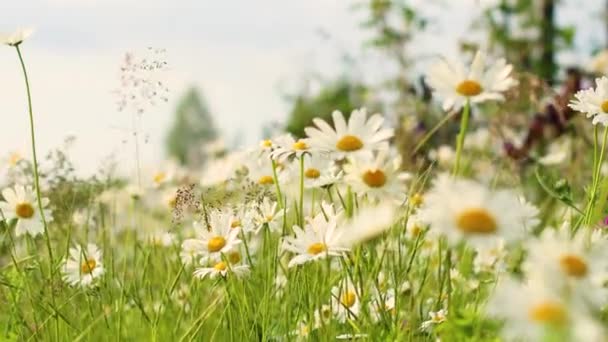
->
[2,3,608,340]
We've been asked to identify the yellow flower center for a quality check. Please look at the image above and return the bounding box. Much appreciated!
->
[362,170,387,188]
[336,135,364,152]
[559,254,588,278]
[261,139,273,148]
[15,202,35,219]
[80,259,97,274]
[230,219,241,229]
[8,152,22,167]
[167,196,177,209]
[456,80,483,97]
[153,172,166,185]
[455,208,497,234]
[228,252,241,264]
[601,100,608,113]
[292,140,308,150]
[214,261,227,271]
[305,168,321,179]
[307,242,327,255]
[529,301,567,325]
[341,291,357,308]
[410,224,423,236]
[258,175,274,185]
[207,236,226,252]
[410,193,424,207]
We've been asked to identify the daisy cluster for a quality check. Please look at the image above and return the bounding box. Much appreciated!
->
[4,27,608,341]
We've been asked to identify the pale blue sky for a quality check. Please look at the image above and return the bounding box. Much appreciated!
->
[0,0,603,176]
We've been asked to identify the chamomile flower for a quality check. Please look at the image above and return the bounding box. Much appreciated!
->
[0,185,52,237]
[331,278,361,322]
[193,259,250,280]
[569,76,608,126]
[244,154,289,187]
[180,210,242,264]
[282,211,349,268]
[0,28,34,46]
[304,108,393,159]
[426,50,518,111]
[487,278,606,341]
[420,309,448,331]
[291,153,341,189]
[523,227,608,307]
[343,150,409,202]
[62,243,104,287]
[417,174,537,248]
[269,134,311,161]
[252,197,284,233]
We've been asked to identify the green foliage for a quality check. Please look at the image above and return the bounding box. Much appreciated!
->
[166,87,218,166]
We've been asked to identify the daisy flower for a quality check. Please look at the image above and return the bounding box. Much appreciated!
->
[0,28,34,46]
[523,227,608,307]
[342,150,409,202]
[417,174,537,248]
[180,210,242,264]
[252,197,284,233]
[269,134,311,161]
[62,243,104,287]
[426,50,518,111]
[420,309,448,332]
[338,203,397,248]
[244,154,290,187]
[193,259,250,280]
[331,278,361,322]
[0,185,52,237]
[290,153,341,189]
[487,278,606,341]
[282,211,349,268]
[569,76,608,126]
[304,108,393,159]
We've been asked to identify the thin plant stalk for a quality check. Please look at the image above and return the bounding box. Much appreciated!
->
[452,99,471,176]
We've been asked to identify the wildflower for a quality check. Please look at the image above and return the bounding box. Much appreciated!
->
[487,278,605,341]
[62,243,104,287]
[569,76,608,126]
[291,153,341,189]
[0,185,52,237]
[0,28,34,46]
[523,227,608,307]
[193,259,250,280]
[338,204,397,248]
[417,174,537,247]
[343,150,409,202]
[252,197,284,233]
[269,134,311,161]
[426,50,518,111]
[304,108,393,159]
[420,309,447,331]
[331,278,361,322]
[180,210,242,264]
[282,211,348,268]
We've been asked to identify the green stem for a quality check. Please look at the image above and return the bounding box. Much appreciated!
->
[585,126,608,225]
[15,46,54,265]
[298,155,305,226]
[452,100,470,176]
[271,159,284,209]
[15,44,58,337]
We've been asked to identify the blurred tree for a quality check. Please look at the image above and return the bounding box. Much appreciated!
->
[285,80,370,138]
[166,87,218,167]
[470,0,574,84]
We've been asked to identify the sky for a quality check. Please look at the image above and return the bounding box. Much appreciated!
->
[0,0,604,176]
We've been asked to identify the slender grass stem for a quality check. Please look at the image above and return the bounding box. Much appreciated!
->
[452,100,470,176]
